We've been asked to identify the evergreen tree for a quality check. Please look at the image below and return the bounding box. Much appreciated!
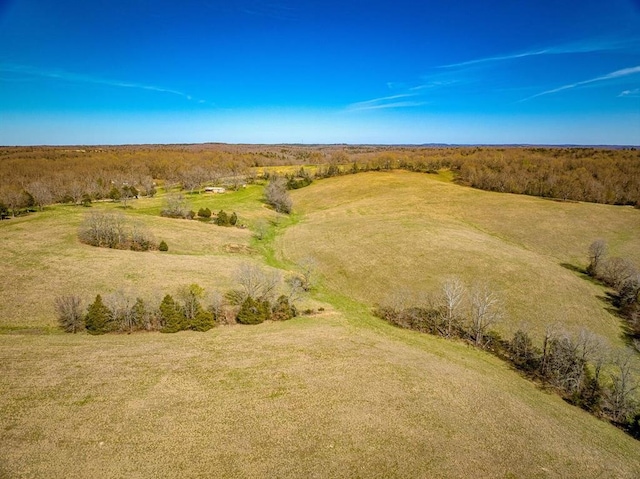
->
[85,294,113,335]
[159,294,186,333]
[191,309,215,331]
[271,295,297,321]
[198,207,211,218]
[131,298,148,331]
[236,296,271,324]
[216,210,229,226]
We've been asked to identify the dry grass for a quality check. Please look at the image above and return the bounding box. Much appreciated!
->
[280,171,640,345]
[0,200,279,330]
[2,171,640,477]
[1,315,639,478]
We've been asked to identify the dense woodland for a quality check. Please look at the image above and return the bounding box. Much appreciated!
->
[1,145,639,216]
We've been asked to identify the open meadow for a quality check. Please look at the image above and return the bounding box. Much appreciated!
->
[280,170,640,346]
[2,167,640,477]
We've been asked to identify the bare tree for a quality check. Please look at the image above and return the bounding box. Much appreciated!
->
[79,211,126,248]
[468,285,501,347]
[599,257,637,291]
[161,193,191,218]
[544,332,583,393]
[177,284,205,321]
[207,290,225,322]
[264,176,292,214]
[139,175,156,197]
[105,290,136,332]
[1,188,28,217]
[540,324,558,378]
[440,277,465,338]
[235,263,281,301]
[26,181,53,211]
[180,166,207,194]
[298,257,317,292]
[587,239,607,276]
[54,295,84,333]
[254,218,269,241]
[604,350,638,423]
[66,179,88,205]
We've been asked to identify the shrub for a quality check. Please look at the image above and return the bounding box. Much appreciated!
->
[264,176,292,214]
[54,295,84,333]
[271,295,297,321]
[198,207,211,218]
[161,193,191,218]
[131,298,149,332]
[216,210,230,226]
[159,240,168,251]
[230,212,238,226]
[236,296,271,325]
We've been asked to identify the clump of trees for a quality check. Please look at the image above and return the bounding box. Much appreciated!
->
[78,211,156,251]
[506,327,640,430]
[197,207,211,219]
[586,239,640,340]
[161,195,238,226]
[264,176,292,214]
[161,193,194,219]
[215,210,238,226]
[56,285,216,335]
[375,277,640,439]
[376,278,502,348]
[285,167,313,190]
[55,264,301,334]
[227,264,297,324]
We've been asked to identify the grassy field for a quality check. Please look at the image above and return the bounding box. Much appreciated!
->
[2,312,640,478]
[279,170,640,346]
[2,171,640,477]
[0,186,287,331]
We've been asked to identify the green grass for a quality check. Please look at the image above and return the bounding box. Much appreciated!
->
[2,171,640,477]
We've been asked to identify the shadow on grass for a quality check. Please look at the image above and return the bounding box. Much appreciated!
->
[596,292,640,347]
[562,262,639,347]
[559,263,603,285]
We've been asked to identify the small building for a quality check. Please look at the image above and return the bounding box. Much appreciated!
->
[205,186,226,193]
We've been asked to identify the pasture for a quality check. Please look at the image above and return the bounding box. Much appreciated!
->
[1,170,640,477]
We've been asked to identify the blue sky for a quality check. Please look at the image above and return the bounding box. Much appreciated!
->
[0,0,639,145]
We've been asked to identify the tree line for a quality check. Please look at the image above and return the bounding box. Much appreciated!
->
[2,146,638,218]
[55,264,306,335]
[587,239,640,340]
[78,211,159,251]
[375,277,640,440]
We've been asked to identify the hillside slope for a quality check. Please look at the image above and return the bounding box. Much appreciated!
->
[2,173,640,477]
[2,312,640,478]
[280,170,640,345]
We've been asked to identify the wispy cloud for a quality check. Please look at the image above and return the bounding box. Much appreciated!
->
[619,88,640,98]
[439,38,637,69]
[521,65,640,101]
[0,63,208,104]
[346,93,427,112]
